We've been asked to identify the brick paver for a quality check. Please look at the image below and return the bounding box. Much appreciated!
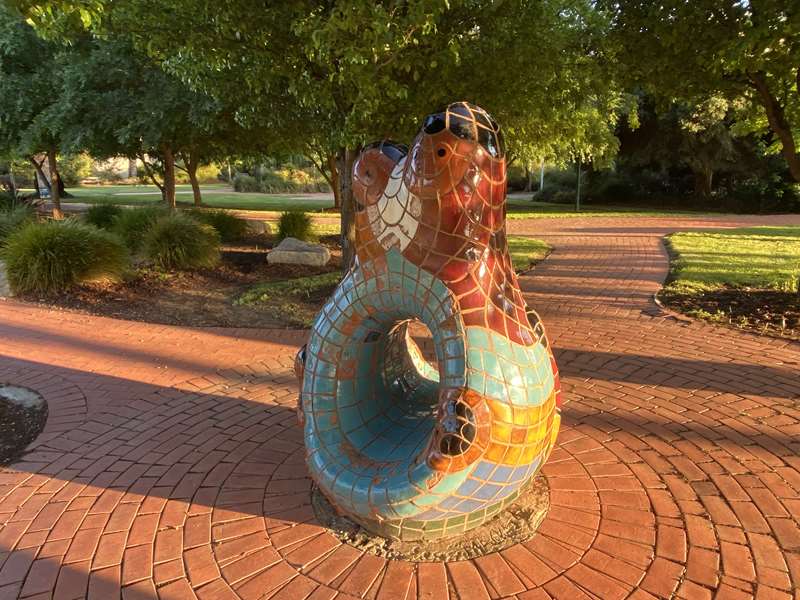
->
[1,213,799,599]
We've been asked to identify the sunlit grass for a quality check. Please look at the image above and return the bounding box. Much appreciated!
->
[665,227,800,293]
[53,184,332,212]
[507,236,551,271]
[50,184,729,217]
[505,198,719,219]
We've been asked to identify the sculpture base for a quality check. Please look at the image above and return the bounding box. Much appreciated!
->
[311,476,550,562]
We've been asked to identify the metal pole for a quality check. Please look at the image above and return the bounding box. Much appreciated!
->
[575,160,581,212]
[9,163,18,207]
[539,159,545,192]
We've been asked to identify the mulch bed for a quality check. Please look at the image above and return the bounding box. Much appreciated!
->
[660,286,800,342]
[17,241,342,329]
[0,386,48,466]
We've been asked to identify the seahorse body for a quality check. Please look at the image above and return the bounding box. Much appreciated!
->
[299,102,561,540]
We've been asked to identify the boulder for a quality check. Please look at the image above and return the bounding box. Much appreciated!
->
[0,261,10,298]
[248,220,273,235]
[268,237,330,267]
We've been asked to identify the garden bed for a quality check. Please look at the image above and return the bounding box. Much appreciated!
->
[660,287,799,341]
[13,232,550,329]
[0,385,47,465]
[19,242,342,329]
[660,227,800,341]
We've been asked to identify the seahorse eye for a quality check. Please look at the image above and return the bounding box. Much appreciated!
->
[436,147,447,158]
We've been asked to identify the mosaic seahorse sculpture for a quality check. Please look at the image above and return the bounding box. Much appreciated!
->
[297,102,562,541]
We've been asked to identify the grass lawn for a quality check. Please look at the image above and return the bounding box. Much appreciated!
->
[507,236,551,271]
[505,198,720,219]
[49,184,734,217]
[664,227,800,293]
[56,184,333,212]
[662,227,800,339]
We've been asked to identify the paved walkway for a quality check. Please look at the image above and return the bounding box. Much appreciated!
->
[1,215,799,600]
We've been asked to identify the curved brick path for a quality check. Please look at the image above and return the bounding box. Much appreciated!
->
[1,214,799,600]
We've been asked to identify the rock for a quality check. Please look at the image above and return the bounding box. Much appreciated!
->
[0,261,10,298]
[268,237,330,266]
[248,220,273,235]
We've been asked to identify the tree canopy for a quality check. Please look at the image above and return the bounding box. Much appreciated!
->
[604,0,800,181]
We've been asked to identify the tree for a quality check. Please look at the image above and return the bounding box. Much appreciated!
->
[55,37,245,209]
[604,0,800,182]
[17,0,627,265]
[0,4,68,216]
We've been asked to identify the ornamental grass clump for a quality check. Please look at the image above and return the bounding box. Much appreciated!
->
[0,205,35,246]
[2,219,128,294]
[185,208,249,242]
[85,203,123,230]
[277,210,313,241]
[143,213,220,270]
[111,206,167,252]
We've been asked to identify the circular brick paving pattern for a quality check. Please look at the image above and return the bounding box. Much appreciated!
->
[0,214,799,599]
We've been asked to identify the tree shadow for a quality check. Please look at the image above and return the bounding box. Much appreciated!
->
[555,348,800,399]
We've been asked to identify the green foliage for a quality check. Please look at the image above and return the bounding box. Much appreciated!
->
[2,219,128,294]
[235,271,341,327]
[277,211,313,242]
[175,163,221,185]
[16,0,626,166]
[233,167,329,194]
[605,0,800,181]
[185,208,248,242]
[237,272,341,307]
[0,4,61,160]
[111,205,166,251]
[665,227,800,294]
[85,203,122,229]
[0,205,35,245]
[0,191,14,211]
[143,213,220,270]
[720,178,800,215]
[59,153,93,185]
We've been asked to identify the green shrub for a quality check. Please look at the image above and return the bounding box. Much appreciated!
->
[233,173,260,193]
[0,206,35,246]
[85,203,123,230]
[185,208,249,242]
[59,153,93,186]
[551,190,576,204]
[175,163,222,184]
[277,211,313,241]
[2,219,128,294]
[0,191,14,211]
[233,167,330,194]
[111,206,167,251]
[143,213,220,270]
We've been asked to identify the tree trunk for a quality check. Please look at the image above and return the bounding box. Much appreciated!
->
[693,168,713,200]
[162,145,176,211]
[524,165,532,192]
[336,147,357,271]
[46,147,63,219]
[186,154,202,206]
[751,71,800,182]
[29,156,50,198]
[329,154,341,209]
[57,176,72,199]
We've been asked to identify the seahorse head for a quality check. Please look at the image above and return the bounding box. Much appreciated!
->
[406,101,506,234]
[352,102,507,261]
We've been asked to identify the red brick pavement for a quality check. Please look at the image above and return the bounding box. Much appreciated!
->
[1,214,799,600]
